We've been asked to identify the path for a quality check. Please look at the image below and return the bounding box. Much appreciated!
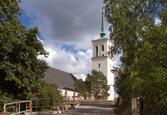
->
[62,104,116,115]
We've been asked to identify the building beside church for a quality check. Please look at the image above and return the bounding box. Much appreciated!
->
[91,11,115,100]
[44,67,80,101]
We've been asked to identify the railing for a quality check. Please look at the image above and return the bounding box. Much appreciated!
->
[1,98,71,115]
[3,100,32,115]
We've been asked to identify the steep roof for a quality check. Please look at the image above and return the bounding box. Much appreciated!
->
[44,67,76,90]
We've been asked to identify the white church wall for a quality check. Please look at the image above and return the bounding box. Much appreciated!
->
[91,57,107,77]
[107,58,115,100]
[61,89,78,101]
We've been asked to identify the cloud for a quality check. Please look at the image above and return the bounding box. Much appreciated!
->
[38,39,92,78]
[21,0,106,49]
[73,73,87,81]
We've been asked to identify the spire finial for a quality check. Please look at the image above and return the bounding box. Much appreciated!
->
[100,9,106,38]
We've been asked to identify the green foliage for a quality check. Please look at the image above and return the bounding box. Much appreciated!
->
[85,70,109,99]
[0,91,12,112]
[114,69,133,100]
[0,0,48,100]
[44,83,63,106]
[105,0,167,114]
[130,26,167,113]
[31,82,63,111]
[74,79,87,98]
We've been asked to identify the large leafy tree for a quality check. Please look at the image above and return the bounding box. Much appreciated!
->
[104,0,153,100]
[104,0,167,114]
[85,70,109,100]
[0,0,48,99]
[130,25,167,114]
[74,79,87,99]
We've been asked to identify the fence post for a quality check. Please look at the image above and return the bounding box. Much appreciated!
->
[3,104,6,115]
[132,98,140,115]
[29,101,32,115]
[19,102,20,115]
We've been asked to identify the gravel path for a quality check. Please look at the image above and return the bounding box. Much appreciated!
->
[62,104,116,115]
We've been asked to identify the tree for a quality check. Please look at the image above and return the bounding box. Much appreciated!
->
[104,0,167,114]
[44,83,62,106]
[74,79,87,99]
[130,25,167,114]
[85,70,109,100]
[0,0,48,99]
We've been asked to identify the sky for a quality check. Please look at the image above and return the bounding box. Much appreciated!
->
[20,0,117,80]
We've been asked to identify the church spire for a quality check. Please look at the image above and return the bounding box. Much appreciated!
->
[100,10,106,38]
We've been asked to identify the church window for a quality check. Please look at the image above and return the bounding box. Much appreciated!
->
[96,46,98,57]
[102,45,104,56]
[102,45,104,51]
[98,63,101,68]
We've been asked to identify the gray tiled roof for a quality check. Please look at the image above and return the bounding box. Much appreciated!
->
[44,67,76,90]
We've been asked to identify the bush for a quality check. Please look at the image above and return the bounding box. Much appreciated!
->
[0,91,12,112]
[32,82,63,111]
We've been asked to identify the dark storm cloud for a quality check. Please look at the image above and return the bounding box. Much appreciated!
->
[22,0,105,47]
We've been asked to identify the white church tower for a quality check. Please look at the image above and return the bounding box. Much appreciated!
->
[91,11,114,100]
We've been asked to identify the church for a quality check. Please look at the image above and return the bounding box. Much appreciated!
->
[91,11,115,100]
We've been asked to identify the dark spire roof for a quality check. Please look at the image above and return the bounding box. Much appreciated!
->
[100,10,106,38]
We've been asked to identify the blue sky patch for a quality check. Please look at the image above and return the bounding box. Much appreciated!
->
[20,9,36,28]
